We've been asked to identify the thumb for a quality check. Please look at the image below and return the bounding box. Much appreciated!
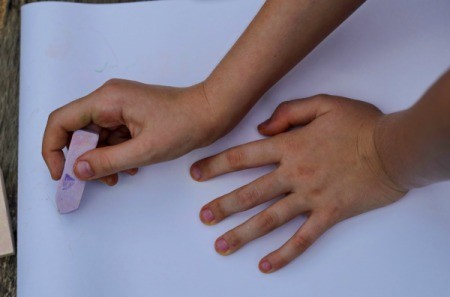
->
[257,95,332,136]
[74,137,148,180]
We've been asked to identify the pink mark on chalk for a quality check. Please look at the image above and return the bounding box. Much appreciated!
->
[62,174,75,190]
[55,129,99,214]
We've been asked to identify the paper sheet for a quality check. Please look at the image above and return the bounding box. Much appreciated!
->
[19,1,450,296]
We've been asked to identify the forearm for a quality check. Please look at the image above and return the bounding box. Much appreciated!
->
[204,0,365,138]
[376,69,450,190]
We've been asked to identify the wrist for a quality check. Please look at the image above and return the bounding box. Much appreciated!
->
[357,115,409,197]
[178,83,229,148]
[373,110,425,190]
[202,74,260,135]
[187,77,253,148]
[375,104,450,190]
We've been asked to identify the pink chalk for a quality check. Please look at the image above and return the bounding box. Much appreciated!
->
[56,128,99,214]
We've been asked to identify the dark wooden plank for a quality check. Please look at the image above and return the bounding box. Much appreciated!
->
[0,1,20,295]
[0,0,133,295]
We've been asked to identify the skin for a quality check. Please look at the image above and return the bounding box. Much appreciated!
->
[189,81,450,272]
[42,0,450,273]
[43,81,216,184]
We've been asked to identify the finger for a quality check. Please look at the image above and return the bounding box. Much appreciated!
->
[73,137,149,180]
[214,194,309,256]
[99,174,119,186]
[257,95,333,136]
[99,129,111,145]
[98,128,137,176]
[97,169,136,186]
[106,126,131,146]
[42,91,124,180]
[190,139,281,181]
[259,212,333,273]
[42,98,99,180]
[199,171,290,225]
[65,131,74,150]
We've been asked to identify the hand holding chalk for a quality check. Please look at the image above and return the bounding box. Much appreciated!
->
[43,80,220,184]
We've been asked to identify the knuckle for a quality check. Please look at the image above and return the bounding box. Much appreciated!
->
[98,79,124,99]
[97,152,116,175]
[47,110,58,124]
[103,78,123,88]
[308,186,324,198]
[280,137,301,154]
[41,149,50,160]
[279,168,295,184]
[258,211,278,232]
[315,93,331,99]
[235,187,260,209]
[225,149,245,170]
[210,199,226,219]
[136,137,155,159]
[200,156,220,178]
[224,231,242,249]
[271,254,289,270]
[275,101,291,116]
[280,164,318,185]
[332,99,347,112]
[311,94,334,107]
[313,93,331,102]
[296,165,316,179]
[291,234,312,252]
[323,206,341,225]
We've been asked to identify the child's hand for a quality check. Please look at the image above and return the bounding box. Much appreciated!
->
[43,79,219,185]
[190,95,407,273]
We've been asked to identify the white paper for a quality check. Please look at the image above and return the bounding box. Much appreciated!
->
[18,1,450,296]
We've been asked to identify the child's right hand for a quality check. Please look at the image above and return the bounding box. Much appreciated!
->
[42,79,220,185]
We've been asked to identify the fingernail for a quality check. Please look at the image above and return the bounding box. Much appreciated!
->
[258,119,270,129]
[200,208,215,223]
[260,260,272,273]
[215,238,229,253]
[75,161,94,179]
[191,165,202,180]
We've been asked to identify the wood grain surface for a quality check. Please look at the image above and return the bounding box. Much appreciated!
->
[0,0,132,295]
[0,1,20,295]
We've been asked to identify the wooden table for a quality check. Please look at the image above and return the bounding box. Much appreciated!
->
[0,1,20,295]
[0,1,131,295]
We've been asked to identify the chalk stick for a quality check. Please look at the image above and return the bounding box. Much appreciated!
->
[0,168,14,258]
[56,128,99,214]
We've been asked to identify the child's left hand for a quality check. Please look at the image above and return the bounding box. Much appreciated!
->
[190,94,407,273]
